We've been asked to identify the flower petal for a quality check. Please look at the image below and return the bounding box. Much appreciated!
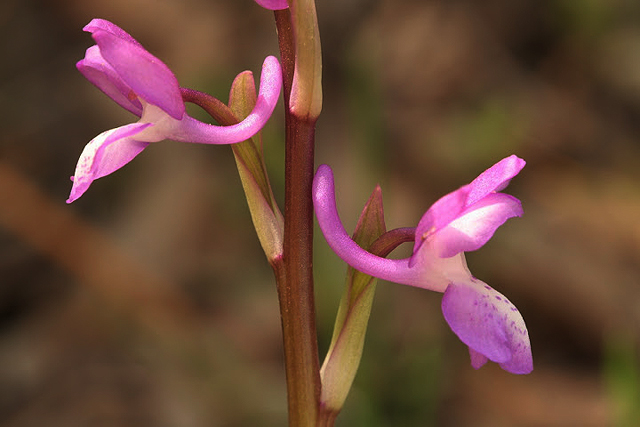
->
[254,0,289,10]
[467,155,525,206]
[469,348,489,369]
[88,25,184,120]
[414,155,525,257]
[432,192,523,258]
[77,45,143,116]
[414,185,470,254]
[67,123,151,203]
[83,18,142,46]
[441,279,533,374]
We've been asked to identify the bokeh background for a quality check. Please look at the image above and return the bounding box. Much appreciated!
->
[1,0,640,425]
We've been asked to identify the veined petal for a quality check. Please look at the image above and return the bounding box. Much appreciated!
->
[441,279,533,374]
[67,123,152,203]
[171,56,283,145]
[89,26,184,120]
[254,0,289,10]
[432,192,523,258]
[77,45,143,116]
[313,165,422,287]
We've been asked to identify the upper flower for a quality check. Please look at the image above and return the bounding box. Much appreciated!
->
[68,19,282,203]
[312,155,532,374]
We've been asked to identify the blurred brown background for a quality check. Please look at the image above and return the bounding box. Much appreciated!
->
[1,0,639,426]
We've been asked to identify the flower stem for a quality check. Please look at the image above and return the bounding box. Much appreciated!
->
[274,8,321,427]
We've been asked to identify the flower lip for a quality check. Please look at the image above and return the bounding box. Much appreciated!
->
[441,280,533,374]
[66,123,152,203]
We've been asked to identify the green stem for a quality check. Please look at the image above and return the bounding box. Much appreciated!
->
[274,8,321,427]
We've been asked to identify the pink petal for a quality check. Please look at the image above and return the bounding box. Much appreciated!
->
[254,0,289,10]
[83,18,142,46]
[441,279,533,374]
[432,192,523,258]
[77,45,143,116]
[467,155,525,206]
[414,155,525,257]
[469,348,489,369]
[67,123,151,203]
[89,27,184,120]
[415,186,469,239]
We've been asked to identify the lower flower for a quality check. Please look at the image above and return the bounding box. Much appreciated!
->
[312,156,533,374]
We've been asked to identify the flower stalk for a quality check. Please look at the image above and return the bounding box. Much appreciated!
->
[273,4,322,426]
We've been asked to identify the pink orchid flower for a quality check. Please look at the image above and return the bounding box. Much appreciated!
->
[254,0,289,10]
[313,155,532,374]
[68,19,282,203]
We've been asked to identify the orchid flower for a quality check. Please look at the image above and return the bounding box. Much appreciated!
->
[313,155,532,374]
[68,19,282,203]
[254,0,289,10]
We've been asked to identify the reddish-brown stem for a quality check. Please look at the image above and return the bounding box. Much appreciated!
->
[274,8,321,427]
[369,227,416,258]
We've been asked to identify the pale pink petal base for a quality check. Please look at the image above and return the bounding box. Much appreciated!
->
[441,279,533,374]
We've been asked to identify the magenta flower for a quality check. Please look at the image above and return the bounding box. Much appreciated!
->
[313,155,532,374]
[254,0,289,10]
[68,19,282,203]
